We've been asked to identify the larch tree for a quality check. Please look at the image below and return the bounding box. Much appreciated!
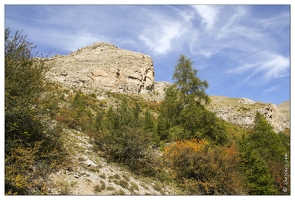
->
[157,54,227,144]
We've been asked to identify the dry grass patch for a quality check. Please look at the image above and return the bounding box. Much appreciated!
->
[109,173,121,180]
[153,181,163,192]
[99,173,106,179]
[88,166,100,173]
[129,181,139,193]
[106,185,115,191]
[118,179,129,189]
[122,174,130,181]
[93,180,106,193]
[113,189,126,195]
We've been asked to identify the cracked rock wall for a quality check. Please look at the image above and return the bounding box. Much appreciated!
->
[44,42,155,94]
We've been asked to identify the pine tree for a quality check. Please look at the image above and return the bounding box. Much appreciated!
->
[239,137,277,195]
[250,112,285,161]
[172,54,210,107]
[157,54,227,144]
[247,112,288,193]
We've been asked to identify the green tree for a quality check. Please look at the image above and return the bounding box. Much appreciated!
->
[104,97,137,130]
[133,100,141,122]
[5,28,48,142]
[143,109,155,132]
[5,28,66,194]
[97,126,152,163]
[72,91,86,111]
[250,112,285,161]
[237,112,289,195]
[156,85,181,140]
[173,54,210,106]
[239,137,277,195]
[69,91,94,131]
[94,98,154,174]
[247,112,288,194]
[157,54,227,144]
[117,97,135,128]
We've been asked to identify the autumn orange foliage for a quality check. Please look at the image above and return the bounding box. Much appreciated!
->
[163,139,244,194]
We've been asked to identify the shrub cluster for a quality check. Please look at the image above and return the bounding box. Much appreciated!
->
[5,28,68,195]
[94,97,160,176]
[163,139,243,194]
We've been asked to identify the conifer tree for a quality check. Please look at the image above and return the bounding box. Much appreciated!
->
[157,54,227,144]
[239,137,277,194]
[246,112,288,193]
[250,112,285,161]
[173,54,210,107]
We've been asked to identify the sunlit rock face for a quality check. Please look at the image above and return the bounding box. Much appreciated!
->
[208,96,290,133]
[45,42,155,94]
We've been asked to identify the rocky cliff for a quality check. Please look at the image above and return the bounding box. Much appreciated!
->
[207,96,290,133]
[44,42,155,94]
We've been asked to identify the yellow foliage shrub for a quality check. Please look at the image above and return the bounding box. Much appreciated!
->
[164,139,244,194]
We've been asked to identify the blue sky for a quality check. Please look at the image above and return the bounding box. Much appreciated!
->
[4,4,291,105]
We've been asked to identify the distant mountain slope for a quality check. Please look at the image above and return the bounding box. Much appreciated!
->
[206,96,290,133]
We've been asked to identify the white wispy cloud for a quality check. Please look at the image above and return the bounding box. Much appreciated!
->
[139,22,185,54]
[216,6,247,39]
[189,5,289,60]
[263,85,281,93]
[137,7,191,55]
[27,27,107,53]
[193,5,218,31]
[227,51,289,83]
[188,6,249,58]
[260,53,290,80]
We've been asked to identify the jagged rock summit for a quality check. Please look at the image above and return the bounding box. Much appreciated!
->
[45,42,155,94]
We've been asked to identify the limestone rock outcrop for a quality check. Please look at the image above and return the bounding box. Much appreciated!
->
[207,96,290,133]
[44,42,155,94]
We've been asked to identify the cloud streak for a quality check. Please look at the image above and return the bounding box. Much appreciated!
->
[227,51,289,83]
[263,85,281,93]
[139,22,186,54]
[193,5,218,31]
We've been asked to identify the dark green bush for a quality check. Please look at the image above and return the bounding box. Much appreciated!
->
[96,126,152,163]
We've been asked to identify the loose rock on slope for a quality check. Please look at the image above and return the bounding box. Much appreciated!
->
[47,128,176,195]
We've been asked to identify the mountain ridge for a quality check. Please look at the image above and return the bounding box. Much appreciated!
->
[44,42,290,133]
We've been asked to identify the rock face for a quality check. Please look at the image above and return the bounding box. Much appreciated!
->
[44,42,155,94]
[154,81,172,99]
[238,98,255,105]
[207,96,290,133]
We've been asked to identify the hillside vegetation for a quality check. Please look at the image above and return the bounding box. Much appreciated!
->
[5,28,290,195]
